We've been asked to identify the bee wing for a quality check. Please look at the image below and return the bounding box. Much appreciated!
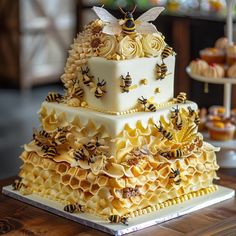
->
[136,22,158,34]
[136,7,165,22]
[92,6,118,23]
[102,23,122,35]
[97,87,103,94]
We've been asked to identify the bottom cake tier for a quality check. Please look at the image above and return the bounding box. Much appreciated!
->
[16,101,220,218]
[18,142,219,218]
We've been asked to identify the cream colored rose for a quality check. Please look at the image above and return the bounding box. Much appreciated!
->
[99,35,117,58]
[142,33,166,57]
[117,35,144,59]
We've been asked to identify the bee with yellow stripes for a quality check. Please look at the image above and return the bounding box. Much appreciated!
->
[159,149,183,159]
[94,78,106,99]
[93,6,164,36]
[120,72,133,93]
[81,67,94,87]
[64,203,84,213]
[176,92,187,104]
[138,96,157,112]
[162,45,175,60]
[170,168,182,185]
[156,62,168,80]
[54,130,67,145]
[42,145,57,158]
[45,92,63,103]
[155,121,173,141]
[33,128,51,147]
[108,215,129,225]
[12,179,25,191]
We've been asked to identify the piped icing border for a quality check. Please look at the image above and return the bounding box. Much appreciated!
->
[126,185,218,218]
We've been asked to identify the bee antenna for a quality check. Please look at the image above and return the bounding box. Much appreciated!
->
[119,6,126,15]
[131,4,137,14]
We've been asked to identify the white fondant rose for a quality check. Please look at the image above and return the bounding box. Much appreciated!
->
[142,33,166,57]
[117,35,144,59]
[99,35,117,58]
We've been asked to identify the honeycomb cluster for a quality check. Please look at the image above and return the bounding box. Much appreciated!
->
[19,138,219,217]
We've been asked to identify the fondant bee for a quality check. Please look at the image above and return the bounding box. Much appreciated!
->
[87,154,98,165]
[81,67,94,86]
[46,92,63,103]
[156,62,168,80]
[161,45,175,60]
[138,96,157,112]
[93,6,164,35]
[175,116,183,130]
[12,179,25,191]
[170,168,181,185]
[85,137,109,155]
[194,113,200,127]
[86,138,102,152]
[64,203,84,213]
[73,148,89,161]
[187,106,195,117]
[74,86,84,98]
[187,106,200,127]
[155,121,173,140]
[54,131,67,145]
[33,128,50,147]
[171,105,180,119]
[176,92,187,104]
[171,106,182,130]
[108,215,129,225]
[159,149,183,159]
[94,78,106,98]
[120,72,132,93]
[42,145,57,158]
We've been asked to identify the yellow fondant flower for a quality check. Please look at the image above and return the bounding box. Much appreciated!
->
[99,35,117,58]
[142,33,166,57]
[117,35,144,59]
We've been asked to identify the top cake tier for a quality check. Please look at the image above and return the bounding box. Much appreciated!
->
[61,8,176,113]
[81,55,175,112]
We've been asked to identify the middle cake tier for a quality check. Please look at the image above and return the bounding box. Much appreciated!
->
[36,101,198,159]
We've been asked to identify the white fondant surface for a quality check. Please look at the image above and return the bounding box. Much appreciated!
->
[81,56,175,112]
[41,101,197,138]
[2,185,235,236]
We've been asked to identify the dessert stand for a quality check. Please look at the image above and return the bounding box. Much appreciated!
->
[186,67,236,168]
[187,0,236,168]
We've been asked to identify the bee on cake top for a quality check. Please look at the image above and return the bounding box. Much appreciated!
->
[92,5,164,35]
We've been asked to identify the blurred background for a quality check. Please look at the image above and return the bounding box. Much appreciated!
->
[0,0,236,179]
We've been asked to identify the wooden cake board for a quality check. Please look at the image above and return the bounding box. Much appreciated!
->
[2,185,235,236]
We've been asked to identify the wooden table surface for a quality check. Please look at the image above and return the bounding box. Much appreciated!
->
[0,169,236,236]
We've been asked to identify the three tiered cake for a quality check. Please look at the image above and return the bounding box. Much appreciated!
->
[16,6,219,222]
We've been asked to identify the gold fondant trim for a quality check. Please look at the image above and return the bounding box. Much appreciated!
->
[79,99,175,116]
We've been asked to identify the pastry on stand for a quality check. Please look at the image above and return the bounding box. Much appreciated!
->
[186,0,236,168]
